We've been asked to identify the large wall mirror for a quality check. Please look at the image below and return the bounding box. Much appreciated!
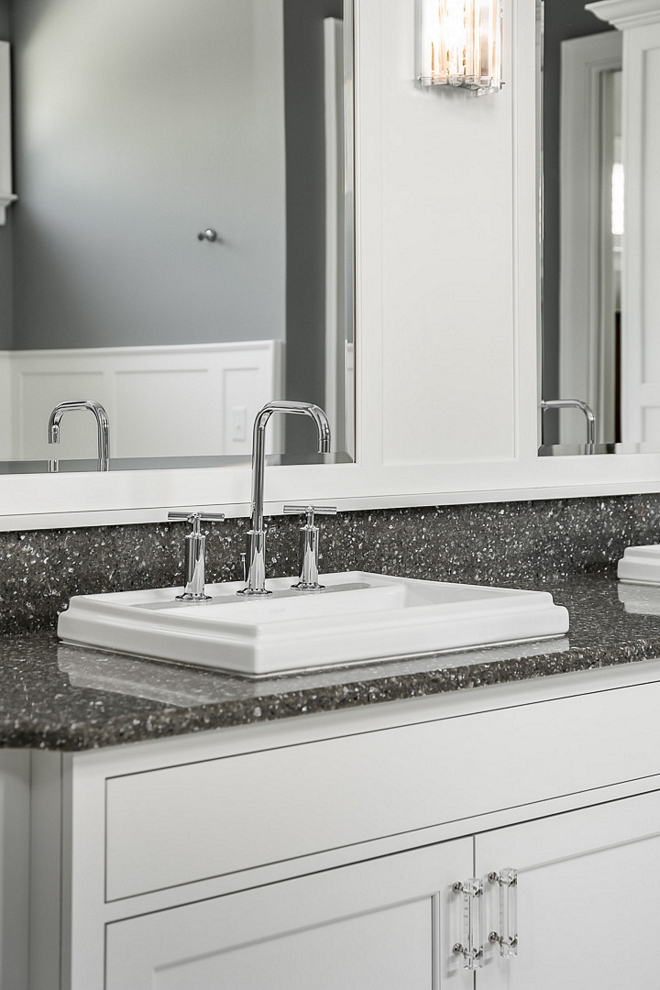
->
[0,0,355,475]
[4,0,660,527]
[538,0,660,456]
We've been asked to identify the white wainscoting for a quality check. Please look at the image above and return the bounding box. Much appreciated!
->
[0,341,283,461]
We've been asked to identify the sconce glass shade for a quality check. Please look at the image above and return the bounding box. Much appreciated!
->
[419,0,503,95]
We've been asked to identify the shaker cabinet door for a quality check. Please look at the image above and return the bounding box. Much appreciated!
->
[106,838,472,990]
[475,789,660,990]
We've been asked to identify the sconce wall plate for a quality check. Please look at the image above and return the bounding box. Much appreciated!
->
[418,0,504,95]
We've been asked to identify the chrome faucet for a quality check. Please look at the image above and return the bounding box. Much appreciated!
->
[540,399,596,450]
[48,400,111,470]
[239,401,332,596]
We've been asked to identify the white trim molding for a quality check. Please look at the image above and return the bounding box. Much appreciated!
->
[588,0,660,445]
[587,0,660,29]
[558,32,622,444]
[0,41,16,225]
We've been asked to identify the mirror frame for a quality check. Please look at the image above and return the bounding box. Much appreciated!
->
[3,0,660,532]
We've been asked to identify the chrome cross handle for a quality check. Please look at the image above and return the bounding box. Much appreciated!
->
[283,505,337,591]
[168,511,226,602]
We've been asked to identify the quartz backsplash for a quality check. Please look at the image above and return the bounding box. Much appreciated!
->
[1,493,659,635]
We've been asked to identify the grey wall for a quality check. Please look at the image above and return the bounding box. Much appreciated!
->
[0,0,11,349]
[542,0,614,413]
[284,0,343,452]
[11,0,287,350]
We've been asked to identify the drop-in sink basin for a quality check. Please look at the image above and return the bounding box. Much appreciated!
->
[58,572,569,677]
[618,545,660,586]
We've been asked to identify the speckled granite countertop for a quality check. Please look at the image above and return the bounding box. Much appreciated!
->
[2,571,660,751]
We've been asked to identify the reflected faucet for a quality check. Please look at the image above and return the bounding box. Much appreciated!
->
[239,401,332,596]
[48,400,111,471]
[540,399,596,451]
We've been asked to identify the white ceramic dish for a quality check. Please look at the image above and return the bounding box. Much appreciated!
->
[58,571,569,677]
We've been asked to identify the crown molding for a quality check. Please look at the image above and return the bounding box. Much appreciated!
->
[586,0,660,29]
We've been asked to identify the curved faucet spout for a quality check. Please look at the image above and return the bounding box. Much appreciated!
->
[540,398,596,450]
[48,400,110,470]
[252,400,331,453]
[241,401,332,596]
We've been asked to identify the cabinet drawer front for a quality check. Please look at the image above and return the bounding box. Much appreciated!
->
[106,680,660,900]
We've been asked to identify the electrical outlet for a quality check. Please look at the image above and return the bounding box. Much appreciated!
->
[231,405,248,443]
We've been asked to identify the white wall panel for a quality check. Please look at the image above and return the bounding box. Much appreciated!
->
[379,0,515,464]
[114,368,220,460]
[642,46,660,379]
[618,20,660,439]
[7,341,282,461]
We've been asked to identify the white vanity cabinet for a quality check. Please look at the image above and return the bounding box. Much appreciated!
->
[21,660,660,990]
[105,839,473,990]
[102,791,660,990]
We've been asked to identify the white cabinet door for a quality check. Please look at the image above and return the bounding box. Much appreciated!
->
[106,839,472,990]
[476,789,660,989]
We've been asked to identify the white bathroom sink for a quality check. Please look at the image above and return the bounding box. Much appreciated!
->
[617,545,660,585]
[58,571,569,677]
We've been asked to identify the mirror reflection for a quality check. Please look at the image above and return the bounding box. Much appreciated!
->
[539,0,659,455]
[0,0,355,472]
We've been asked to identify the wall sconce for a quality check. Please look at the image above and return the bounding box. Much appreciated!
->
[418,0,503,95]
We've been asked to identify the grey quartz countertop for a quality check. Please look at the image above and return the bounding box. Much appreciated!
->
[3,572,660,751]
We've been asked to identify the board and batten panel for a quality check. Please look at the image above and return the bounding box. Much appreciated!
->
[379,0,516,465]
[106,680,660,901]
